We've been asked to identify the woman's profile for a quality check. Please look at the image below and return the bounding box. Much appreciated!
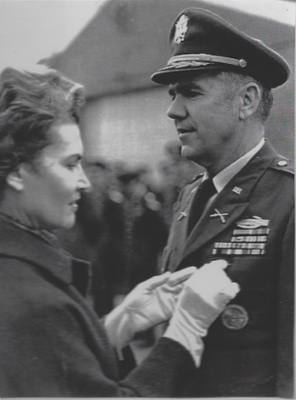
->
[0,65,239,397]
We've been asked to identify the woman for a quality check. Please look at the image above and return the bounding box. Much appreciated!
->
[0,65,239,396]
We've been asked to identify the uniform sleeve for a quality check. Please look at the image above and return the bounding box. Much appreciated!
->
[277,209,295,398]
[0,291,195,397]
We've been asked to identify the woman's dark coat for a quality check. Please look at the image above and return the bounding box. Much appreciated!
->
[0,218,194,397]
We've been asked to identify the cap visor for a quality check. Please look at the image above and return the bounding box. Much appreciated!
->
[152,64,244,84]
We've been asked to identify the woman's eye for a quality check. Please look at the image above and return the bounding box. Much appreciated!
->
[68,163,78,170]
[67,158,82,170]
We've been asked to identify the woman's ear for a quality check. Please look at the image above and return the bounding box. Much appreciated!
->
[238,82,261,120]
[6,165,25,191]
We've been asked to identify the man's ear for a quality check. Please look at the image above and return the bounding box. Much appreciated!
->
[6,165,25,191]
[238,82,261,120]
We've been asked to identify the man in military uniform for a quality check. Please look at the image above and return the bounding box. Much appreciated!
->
[151,7,294,398]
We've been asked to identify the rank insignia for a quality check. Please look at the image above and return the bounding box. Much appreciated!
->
[174,14,189,43]
[232,186,242,195]
[177,211,187,221]
[221,304,249,330]
[236,216,269,229]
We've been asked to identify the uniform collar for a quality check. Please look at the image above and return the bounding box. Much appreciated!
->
[203,138,265,193]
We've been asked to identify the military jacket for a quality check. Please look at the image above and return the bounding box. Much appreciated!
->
[162,141,294,397]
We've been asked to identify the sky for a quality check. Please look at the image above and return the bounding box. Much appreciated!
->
[0,0,293,72]
[208,0,294,24]
[0,1,105,70]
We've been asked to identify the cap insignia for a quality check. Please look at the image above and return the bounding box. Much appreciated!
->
[174,15,189,44]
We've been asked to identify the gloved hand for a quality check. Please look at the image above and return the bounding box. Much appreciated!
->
[104,266,196,359]
[164,259,240,366]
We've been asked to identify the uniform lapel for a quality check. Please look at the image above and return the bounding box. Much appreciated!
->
[181,141,278,261]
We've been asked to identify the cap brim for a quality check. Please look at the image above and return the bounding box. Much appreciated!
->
[151,64,240,85]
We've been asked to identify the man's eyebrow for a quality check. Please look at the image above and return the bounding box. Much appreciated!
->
[183,81,202,90]
[169,83,202,97]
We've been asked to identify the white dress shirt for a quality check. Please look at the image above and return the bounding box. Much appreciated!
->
[202,138,265,208]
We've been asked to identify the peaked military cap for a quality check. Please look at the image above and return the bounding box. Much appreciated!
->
[151,8,290,88]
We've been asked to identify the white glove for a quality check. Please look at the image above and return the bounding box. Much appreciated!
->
[104,267,196,359]
[164,260,240,367]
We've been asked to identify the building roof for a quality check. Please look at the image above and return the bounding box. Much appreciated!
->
[45,0,294,98]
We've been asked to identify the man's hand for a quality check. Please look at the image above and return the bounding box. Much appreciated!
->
[104,266,196,358]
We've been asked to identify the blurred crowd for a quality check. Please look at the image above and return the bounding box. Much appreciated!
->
[57,140,203,318]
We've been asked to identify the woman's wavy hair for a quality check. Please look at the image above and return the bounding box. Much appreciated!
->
[0,65,85,196]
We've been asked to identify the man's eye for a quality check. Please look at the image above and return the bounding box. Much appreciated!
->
[169,92,176,101]
[187,91,202,99]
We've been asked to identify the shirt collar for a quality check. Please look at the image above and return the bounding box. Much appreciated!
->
[204,138,265,193]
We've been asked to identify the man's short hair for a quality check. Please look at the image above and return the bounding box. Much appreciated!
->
[217,71,273,122]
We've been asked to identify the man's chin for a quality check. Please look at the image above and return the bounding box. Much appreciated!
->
[181,146,195,161]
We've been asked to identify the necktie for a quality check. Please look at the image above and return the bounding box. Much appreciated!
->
[187,178,216,234]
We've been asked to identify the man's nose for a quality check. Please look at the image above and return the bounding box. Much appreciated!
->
[167,96,187,120]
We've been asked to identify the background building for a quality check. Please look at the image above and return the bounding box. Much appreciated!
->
[45,1,294,339]
[44,0,294,180]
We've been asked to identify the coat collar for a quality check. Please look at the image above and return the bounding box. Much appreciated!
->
[181,140,279,260]
[0,218,90,291]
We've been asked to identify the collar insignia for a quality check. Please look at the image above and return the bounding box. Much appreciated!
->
[210,209,229,223]
[178,211,187,221]
[232,186,242,195]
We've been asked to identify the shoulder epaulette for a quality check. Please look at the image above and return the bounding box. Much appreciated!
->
[188,173,204,184]
[270,157,294,175]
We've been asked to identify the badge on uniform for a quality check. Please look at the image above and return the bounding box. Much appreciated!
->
[177,211,187,221]
[221,304,249,330]
[236,215,269,229]
[212,215,270,256]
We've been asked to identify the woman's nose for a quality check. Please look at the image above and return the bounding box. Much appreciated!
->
[78,166,91,192]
